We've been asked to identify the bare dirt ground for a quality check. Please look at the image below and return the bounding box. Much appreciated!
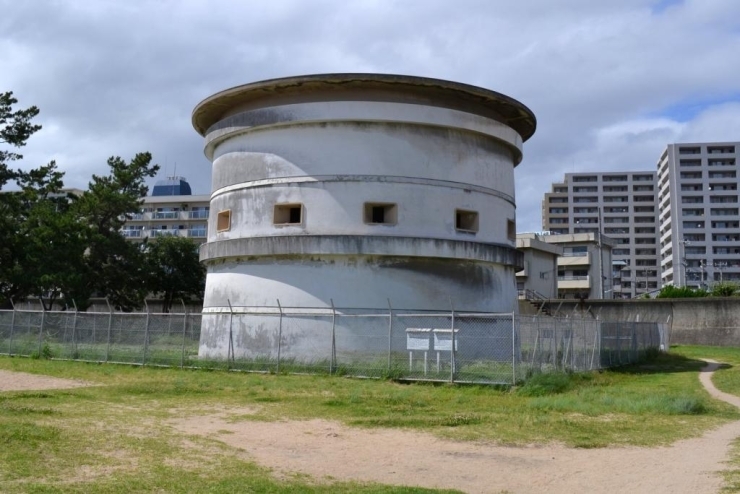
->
[170,361,740,494]
[0,369,93,392]
[3,363,739,493]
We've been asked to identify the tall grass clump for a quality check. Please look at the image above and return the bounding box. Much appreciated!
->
[517,371,574,396]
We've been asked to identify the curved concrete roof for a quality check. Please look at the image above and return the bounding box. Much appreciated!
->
[192,73,536,141]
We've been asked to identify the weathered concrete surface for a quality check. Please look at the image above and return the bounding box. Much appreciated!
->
[203,256,513,310]
[200,236,522,268]
[520,298,740,346]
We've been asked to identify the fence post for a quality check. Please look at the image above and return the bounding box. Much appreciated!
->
[449,300,455,383]
[71,300,78,359]
[511,312,516,385]
[590,319,598,370]
[387,299,393,372]
[141,300,151,365]
[105,298,114,363]
[180,299,188,369]
[530,316,539,372]
[62,304,70,354]
[8,299,16,356]
[227,299,234,368]
[37,299,46,358]
[330,299,337,375]
[632,322,638,363]
[561,319,570,370]
[276,299,283,375]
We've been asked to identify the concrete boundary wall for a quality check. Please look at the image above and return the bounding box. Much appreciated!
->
[520,298,740,346]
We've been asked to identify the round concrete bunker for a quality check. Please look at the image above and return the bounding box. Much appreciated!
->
[192,73,536,361]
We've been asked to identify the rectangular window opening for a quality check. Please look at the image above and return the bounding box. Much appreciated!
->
[216,210,231,232]
[364,202,397,225]
[274,203,303,225]
[456,209,479,233]
[507,219,516,241]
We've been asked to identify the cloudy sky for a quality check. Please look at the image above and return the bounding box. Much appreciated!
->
[2,0,739,232]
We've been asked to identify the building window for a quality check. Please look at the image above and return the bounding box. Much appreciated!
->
[507,219,516,240]
[707,146,735,154]
[455,210,479,233]
[216,210,231,232]
[363,203,397,225]
[274,203,303,225]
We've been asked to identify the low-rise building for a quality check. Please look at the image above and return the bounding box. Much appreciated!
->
[541,233,615,299]
[516,233,562,299]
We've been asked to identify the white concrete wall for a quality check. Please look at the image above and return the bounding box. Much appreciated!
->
[194,76,534,360]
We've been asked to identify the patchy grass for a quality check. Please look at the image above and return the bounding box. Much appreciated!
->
[0,348,740,491]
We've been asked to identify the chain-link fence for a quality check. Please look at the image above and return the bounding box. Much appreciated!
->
[0,304,668,384]
[0,308,202,368]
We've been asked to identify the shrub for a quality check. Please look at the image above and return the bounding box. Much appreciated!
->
[656,285,709,298]
[711,282,739,297]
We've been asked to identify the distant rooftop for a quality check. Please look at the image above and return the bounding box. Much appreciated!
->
[151,176,192,196]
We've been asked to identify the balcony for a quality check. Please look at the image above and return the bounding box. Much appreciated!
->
[149,230,179,238]
[558,252,591,266]
[153,211,180,220]
[189,210,210,219]
[558,276,590,289]
[122,229,143,238]
[188,228,207,238]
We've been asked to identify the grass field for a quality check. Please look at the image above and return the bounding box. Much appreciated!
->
[1,346,740,492]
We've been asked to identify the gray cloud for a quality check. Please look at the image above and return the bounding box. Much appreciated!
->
[1,0,739,231]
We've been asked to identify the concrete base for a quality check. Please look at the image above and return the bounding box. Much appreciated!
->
[198,255,517,359]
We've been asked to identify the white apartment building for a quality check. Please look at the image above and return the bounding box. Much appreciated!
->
[122,177,210,244]
[658,142,740,287]
[542,172,660,298]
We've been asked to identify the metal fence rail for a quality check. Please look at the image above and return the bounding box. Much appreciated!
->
[0,304,668,384]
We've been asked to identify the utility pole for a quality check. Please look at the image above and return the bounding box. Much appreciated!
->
[597,206,604,299]
[678,239,690,287]
[715,261,727,283]
[642,269,649,294]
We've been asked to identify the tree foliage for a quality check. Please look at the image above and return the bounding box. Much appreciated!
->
[0,91,203,311]
[72,153,160,310]
[0,92,63,306]
[0,91,41,184]
[144,236,205,313]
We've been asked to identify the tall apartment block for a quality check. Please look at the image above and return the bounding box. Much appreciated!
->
[542,172,660,298]
[122,177,210,245]
[658,142,740,287]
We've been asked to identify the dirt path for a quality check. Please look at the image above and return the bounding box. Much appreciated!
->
[170,361,740,494]
[2,363,739,493]
[0,369,93,392]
